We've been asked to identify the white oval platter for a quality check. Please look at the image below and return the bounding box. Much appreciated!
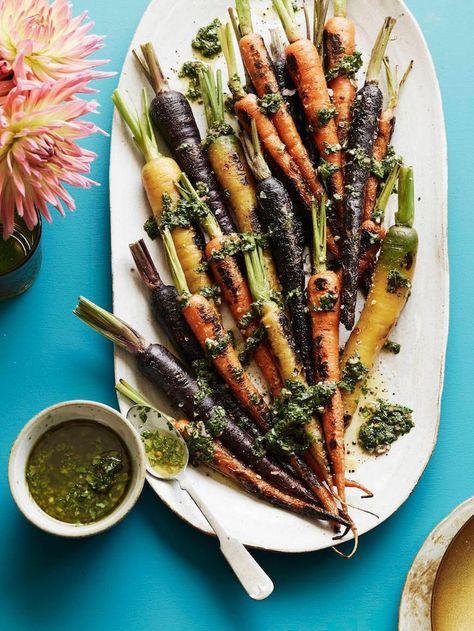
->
[110,0,448,552]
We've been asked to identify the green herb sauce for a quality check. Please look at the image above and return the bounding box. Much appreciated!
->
[254,380,336,458]
[26,420,131,524]
[339,353,368,393]
[358,399,414,453]
[326,51,363,81]
[316,106,336,127]
[142,429,187,477]
[383,340,401,354]
[192,19,221,58]
[257,93,283,115]
[178,60,205,102]
[143,215,159,240]
[386,269,411,295]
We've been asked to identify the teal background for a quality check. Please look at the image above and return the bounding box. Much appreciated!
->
[1,1,472,629]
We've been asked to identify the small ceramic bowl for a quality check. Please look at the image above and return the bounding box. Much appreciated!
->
[8,400,146,537]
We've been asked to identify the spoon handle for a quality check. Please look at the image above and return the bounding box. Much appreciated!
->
[178,476,274,600]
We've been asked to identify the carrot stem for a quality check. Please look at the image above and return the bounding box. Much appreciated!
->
[244,245,272,303]
[383,57,414,110]
[199,65,225,128]
[139,42,169,94]
[116,379,156,409]
[235,0,253,36]
[303,2,311,40]
[219,23,245,98]
[269,27,286,59]
[73,298,146,355]
[333,0,346,18]
[228,7,242,40]
[311,196,327,273]
[161,228,190,295]
[112,89,160,163]
[396,166,415,227]
[240,121,272,181]
[273,0,300,43]
[366,17,396,84]
[373,163,400,223]
[177,173,222,239]
[314,0,329,50]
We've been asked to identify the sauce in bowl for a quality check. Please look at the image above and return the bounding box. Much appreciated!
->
[26,420,132,524]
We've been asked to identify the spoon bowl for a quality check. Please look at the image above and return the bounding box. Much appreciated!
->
[127,405,189,480]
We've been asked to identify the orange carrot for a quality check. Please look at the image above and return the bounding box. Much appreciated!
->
[182,293,270,427]
[236,0,323,201]
[273,0,345,220]
[177,174,283,397]
[206,235,283,397]
[324,1,361,148]
[307,197,347,504]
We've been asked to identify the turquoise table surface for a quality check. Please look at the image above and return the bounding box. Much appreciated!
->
[1,1,473,629]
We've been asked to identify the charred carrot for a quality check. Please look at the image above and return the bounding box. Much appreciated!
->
[359,163,400,292]
[363,58,413,221]
[235,0,324,202]
[177,173,283,396]
[198,65,280,292]
[340,17,396,329]
[340,166,418,423]
[112,89,212,297]
[162,226,271,431]
[324,0,362,148]
[241,125,315,384]
[273,0,345,222]
[307,196,346,505]
[116,380,350,528]
[136,42,236,235]
[269,28,313,159]
[219,22,315,215]
[244,243,334,489]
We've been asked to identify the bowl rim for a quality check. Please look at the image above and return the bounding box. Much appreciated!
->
[8,399,146,538]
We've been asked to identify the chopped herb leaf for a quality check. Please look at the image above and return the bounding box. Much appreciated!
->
[358,399,414,453]
[207,406,227,437]
[386,269,411,295]
[239,324,267,365]
[178,60,205,102]
[199,284,221,302]
[205,330,234,358]
[143,215,159,240]
[186,421,215,464]
[312,291,337,312]
[383,340,401,354]
[257,93,283,115]
[339,353,368,392]
[317,106,336,127]
[318,158,339,180]
[326,51,363,81]
[324,142,342,154]
[192,18,221,58]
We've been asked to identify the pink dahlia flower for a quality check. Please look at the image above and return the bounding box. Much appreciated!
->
[0,77,104,238]
[0,0,112,86]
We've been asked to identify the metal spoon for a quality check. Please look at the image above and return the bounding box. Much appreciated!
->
[127,404,274,600]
